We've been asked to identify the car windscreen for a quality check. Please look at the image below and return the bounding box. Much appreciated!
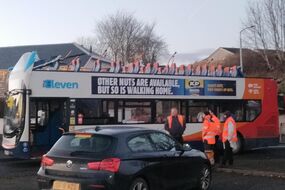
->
[48,133,116,158]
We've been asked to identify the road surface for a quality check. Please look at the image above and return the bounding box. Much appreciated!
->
[1,147,285,190]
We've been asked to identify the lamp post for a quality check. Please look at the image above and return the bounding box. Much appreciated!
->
[283,24,285,51]
[240,25,255,72]
[168,52,177,65]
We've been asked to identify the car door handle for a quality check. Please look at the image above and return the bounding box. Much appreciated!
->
[173,152,181,157]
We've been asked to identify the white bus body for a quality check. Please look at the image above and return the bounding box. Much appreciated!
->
[2,52,274,158]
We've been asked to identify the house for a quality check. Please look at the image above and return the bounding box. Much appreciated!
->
[0,43,109,70]
[197,47,285,93]
[0,42,110,94]
[207,47,239,63]
[0,43,112,137]
[202,47,255,65]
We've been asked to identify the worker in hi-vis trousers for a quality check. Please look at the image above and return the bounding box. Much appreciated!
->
[202,111,216,165]
[221,111,238,167]
[209,110,221,164]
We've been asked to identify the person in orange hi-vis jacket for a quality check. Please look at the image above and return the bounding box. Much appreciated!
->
[221,111,238,167]
[209,110,221,164]
[164,107,186,144]
[202,111,216,151]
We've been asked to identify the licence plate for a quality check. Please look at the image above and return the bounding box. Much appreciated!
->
[53,181,80,190]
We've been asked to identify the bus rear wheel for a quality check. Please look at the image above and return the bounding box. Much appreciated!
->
[233,133,244,154]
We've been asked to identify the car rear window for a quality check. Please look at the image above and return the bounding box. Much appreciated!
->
[49,133,116,158]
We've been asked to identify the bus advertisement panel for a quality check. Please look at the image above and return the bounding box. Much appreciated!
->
[92,77,185,96]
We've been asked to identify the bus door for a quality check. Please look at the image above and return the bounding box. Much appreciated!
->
[278,95,285,115]
[279,95,285,138]
[30,98,69,156]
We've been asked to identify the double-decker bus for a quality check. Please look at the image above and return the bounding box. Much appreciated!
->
[2,52,280,158]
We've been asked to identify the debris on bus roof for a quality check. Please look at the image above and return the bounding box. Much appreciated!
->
[33,52,244,78]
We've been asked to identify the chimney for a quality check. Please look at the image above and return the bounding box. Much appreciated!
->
[89,45,92,53]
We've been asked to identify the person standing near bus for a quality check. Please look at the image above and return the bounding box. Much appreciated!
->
[202,111,216,165]
[202,111,216,150]
[221,111,238,167]
[209,110,221,164]
[165,107,186,144]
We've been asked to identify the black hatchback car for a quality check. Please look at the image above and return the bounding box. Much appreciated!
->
[37,127,211,190]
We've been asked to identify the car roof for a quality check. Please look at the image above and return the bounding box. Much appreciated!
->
[67,126,160,137]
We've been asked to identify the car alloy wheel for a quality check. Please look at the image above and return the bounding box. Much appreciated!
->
[200,166,211,190]
[130,178,149,190]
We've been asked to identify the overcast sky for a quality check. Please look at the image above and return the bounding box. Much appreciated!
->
[0,0,249,58]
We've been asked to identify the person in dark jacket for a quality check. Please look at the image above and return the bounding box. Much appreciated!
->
[164,107,186,144]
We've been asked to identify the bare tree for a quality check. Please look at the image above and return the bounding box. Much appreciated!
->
[77,11,167,64]
[135,23,168,64]
[244,0,285,70]
[77,36,97,49]
[76,36,104,53]
[96,12,143,63]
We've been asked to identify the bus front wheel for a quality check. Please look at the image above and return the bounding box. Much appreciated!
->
[232,133,244,154]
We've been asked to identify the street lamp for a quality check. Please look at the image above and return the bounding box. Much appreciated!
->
[240,25,255,72]
[168,52,177,65]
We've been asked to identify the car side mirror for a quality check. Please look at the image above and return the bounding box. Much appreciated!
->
[182,143,192,151]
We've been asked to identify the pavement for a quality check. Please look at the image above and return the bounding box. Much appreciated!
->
[0,158,39,190]
[222,145,285,174]
[1,146,285,190]
[212,172,285,190]
[216,167,285,179]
